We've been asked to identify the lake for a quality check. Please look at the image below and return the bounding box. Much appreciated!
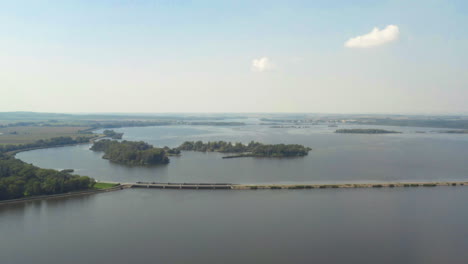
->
[16,124,468,184]
[2,123,468,263]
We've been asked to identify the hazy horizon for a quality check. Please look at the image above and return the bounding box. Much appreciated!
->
[1,0,467,114]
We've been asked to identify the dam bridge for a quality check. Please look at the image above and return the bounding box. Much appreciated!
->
[129,182,235,190]
[109,181,468,190]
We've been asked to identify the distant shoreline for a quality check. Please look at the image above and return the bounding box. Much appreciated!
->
[335,128,401,134]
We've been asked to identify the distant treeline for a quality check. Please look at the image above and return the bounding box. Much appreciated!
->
[1,120,245,131]
[178,141,312,157]
[91,140,180,166]
[0,153,95,200]
[354,119,468,129]
[103,129,124,139]
[335,129,400,134]
[440,130,468,134]
[0,136,93,153]
[259,117,468,129]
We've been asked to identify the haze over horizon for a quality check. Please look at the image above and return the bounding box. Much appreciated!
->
[1,0,467,114]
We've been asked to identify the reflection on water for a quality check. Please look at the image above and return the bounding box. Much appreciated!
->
[5,124,468,263]
[1,188,467,264]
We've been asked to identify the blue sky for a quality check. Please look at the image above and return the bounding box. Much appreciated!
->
[1,0,467,113]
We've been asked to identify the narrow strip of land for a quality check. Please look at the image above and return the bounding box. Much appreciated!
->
[127,181,468,190]
[2,180,467,206]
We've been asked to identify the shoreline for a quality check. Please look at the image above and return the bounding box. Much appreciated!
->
[5,135,105,156]
[0,184,126,206]
[1,180,467,205]
[3,129,467,206]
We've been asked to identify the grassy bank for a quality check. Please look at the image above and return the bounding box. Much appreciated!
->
[0,126,90,145]
[94,182,119,190]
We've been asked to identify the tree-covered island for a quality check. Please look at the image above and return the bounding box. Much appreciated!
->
[335,129,401,134]
[103,129,124,139]
[91,140,180,166]
[177,141,312,158]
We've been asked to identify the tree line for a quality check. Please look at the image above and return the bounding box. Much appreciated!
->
[177,141,312,157]
[103,129,124,139]
[0,136,92,153]
[91,140,180,166]
[0,136,98,200]
[0,153,95,200]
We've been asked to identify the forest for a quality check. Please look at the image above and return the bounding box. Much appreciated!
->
[0,153,95,200]
[177,141,312,157]
[91,140,177,165]
[103,129,124,139]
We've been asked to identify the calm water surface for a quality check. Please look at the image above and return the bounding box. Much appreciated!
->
[4,124,468,263]
[17,124,468,183]
[1,188,467,264]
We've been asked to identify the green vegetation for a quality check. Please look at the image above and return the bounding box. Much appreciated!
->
[0,136,93,154]
[0,153,95,200]
[289,185,306,189]
[177,141,311,158]
[91,140,178,166]
[0,126,91,145]
[335,129,401,134]
[103,129,124,139]
[440,130,468,134]
[94,182,119,189]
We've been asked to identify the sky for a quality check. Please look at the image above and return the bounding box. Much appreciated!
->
[0,0,467,114]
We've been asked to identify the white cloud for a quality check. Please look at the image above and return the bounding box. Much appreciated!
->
[345,25,400,48]
[251,57,274,72]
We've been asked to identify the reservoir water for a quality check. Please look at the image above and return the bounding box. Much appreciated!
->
[2,123,468,263]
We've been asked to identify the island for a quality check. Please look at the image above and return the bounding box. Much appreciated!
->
[103,129,124,139]
[335,129,401,134]
[440,130,468,134]
[177,141,311,158]
[90,139,179,165]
